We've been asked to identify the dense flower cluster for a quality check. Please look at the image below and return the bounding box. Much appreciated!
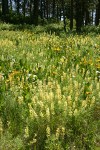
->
[0,28,100,149]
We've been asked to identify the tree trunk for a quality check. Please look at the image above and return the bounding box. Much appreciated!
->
[70,0,73,30]
[75,0,83,32]
[9,0,12,12]
[85,9,90,25]
[95,0,100,26]
[57,4,59,21]
[82,0,85,26]
[62,0,67,33]
[2,0,9,17]
[43,0,46,19]
[33,0,39,26]
[23,0,26,18]
[52,0,55,19]
[91,10,94,25]
[16,0,20,15]
[29,0,33,23]
[40,0,43,19]
[46,0,48,19]
[59,8,62,21]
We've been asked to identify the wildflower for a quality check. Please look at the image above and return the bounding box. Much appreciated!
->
[90,96,95,106]
[56,84,61,99]
[88,59,93,65]
[74,80,79,88]
[60,56,65,63]
[0,73,4,81]
[61,127,65,137]
[95,64,100,69]
[76,64,79,72]
[24,126,29,138]
[46,126,51,137]
[56,128,60,139]
[39,89,45,99]
[29,138,37,144]
[96,59,100,62]
[67,96,72,106]
[39,111,44,118]
[54,47,60,51]
[17,96,23,105]
[8,70,20,82]
[97,76,100,79]
[89,84,93,91]
[74,109,78,115]
[96,70,100,74]
[0,119,3,134]
[29,104,38,119]
[94,44,98,48]
[52,71,57,75]
[46,108,50,121]
[50,102,55,115]
[49,91,54,101]
[82,100,87,107]
[86,92,92,95]
[96,82,100,90]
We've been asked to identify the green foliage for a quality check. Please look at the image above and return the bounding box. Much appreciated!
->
[0,23,100,149]
[0,132,24,150]
[82,25,100,34]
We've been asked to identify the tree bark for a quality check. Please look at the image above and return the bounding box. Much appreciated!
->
[23,0,26,18]
[62,0,67,33]
[95,0,100,25]
[85,9,90,25]
[46,0,49,19]
[16,0,20,15]
[57,4,59,21]
[33,0,39,25]
[70,0,73,30]
[52,0,55,18]
[2,0,9,17]
[9,0,12,12]
[75,0,83,32]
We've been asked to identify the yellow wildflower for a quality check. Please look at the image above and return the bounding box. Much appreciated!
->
[96,59,100,62]
[54,47,60,51]
[86,92,92,95]
[95,64,100,69]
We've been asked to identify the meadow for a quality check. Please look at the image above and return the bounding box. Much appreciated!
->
[0,23,100,150]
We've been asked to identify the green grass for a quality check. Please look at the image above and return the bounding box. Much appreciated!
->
[0,23,100,150]
[95,147,100,150]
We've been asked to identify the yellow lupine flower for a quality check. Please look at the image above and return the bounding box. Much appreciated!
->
[0,119,3,135]
[74,109,78,115]
[8,70,20,82]
[56,128,60,139]
[67,96,72,107]
[54,47,60,51]
[96,64,100,69]
[82,100,87,107]
[86,92,92,95]
[24,126,29,138]
[0,73,4,81]
[96,59,100,62]
[46,126,51,137]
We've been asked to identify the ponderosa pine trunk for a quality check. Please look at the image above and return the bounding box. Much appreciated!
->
[2,0,9,18]
[95,0,100,25]
[70,0,73,30]
[52,0,56,19]
[33,0,39,26]
[75,0,83,32]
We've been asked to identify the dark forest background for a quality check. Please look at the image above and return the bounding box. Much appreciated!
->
[0,0,100,32]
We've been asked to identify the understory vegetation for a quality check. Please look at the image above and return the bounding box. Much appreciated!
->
[0,23,100,150]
